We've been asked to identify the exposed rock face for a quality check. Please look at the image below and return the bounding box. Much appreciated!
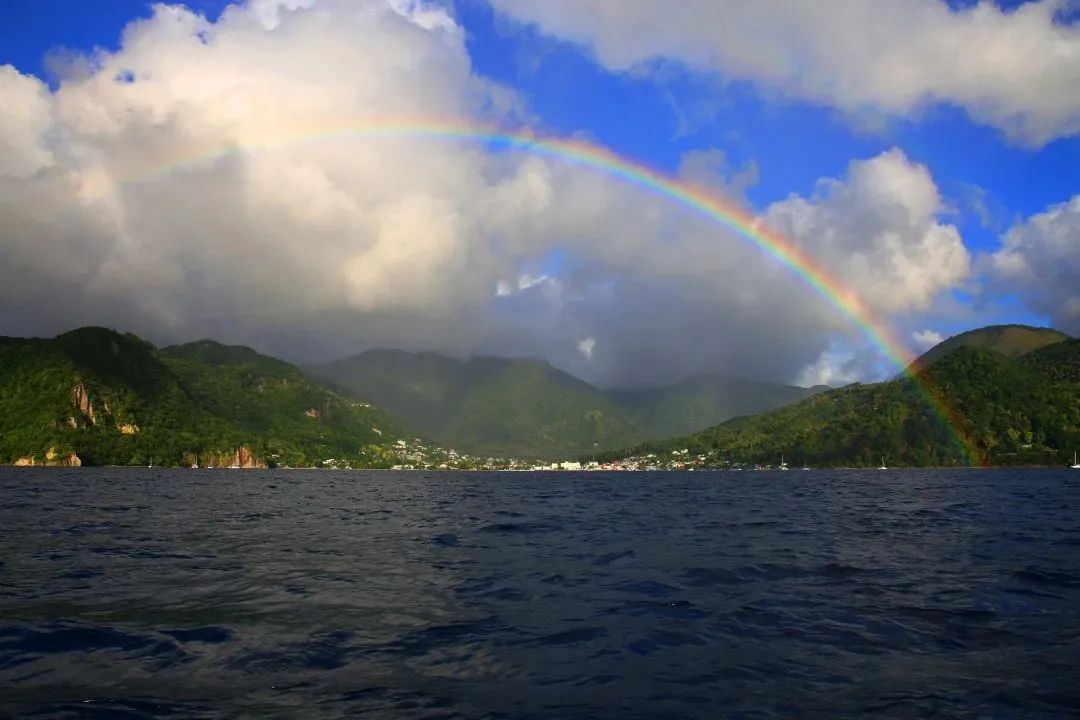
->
[194,446,267,468]
[232,445,267,468]
[305,408,320,419]
[71,384,96,425]
[14,448,82,467]
[118,423,139,434]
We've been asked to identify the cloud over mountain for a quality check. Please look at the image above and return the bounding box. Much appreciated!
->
[990,194,1080,334]
[0,0,971,387]
[488,0,1080,145]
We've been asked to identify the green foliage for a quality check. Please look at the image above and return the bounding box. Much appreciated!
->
[313,350,820,458]
[0,329,408,467]
[8,325,1077,469]
[913,324,1068,369]
[313,350,642,457]
[1021,339,1080,383]
[160,340,408,467]
[600,345,1080,468]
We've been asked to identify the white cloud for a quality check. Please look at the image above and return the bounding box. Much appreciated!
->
[958,182,1005,232]
[0,66,55,178]
[494,272,549,297]
[577,336,596,360]
[489,0,1080,145]
[0,0,515,337]
[677,148,758,205]
[516,273,549,292]
[990,194,1080,334]
[763,149,971,316]
[250,0,317,30]
[795,350,861,388]
[912,329,945,350]
[0,0,970,388]
[387,0,460,35]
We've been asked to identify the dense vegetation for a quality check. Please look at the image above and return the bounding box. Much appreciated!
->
[313,349,819,457]
[1020,339,1080,383]
[913,324,1068,369]
[0,328,406,467]
[313,350,642,457]
[599,341,1080,468]
[6,324,1078,469]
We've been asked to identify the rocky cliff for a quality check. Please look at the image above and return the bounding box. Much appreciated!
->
[12,447,82,467]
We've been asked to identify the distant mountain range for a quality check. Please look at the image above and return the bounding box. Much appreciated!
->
[0,328,824,466]
[602,326,1080,468]
[311,349,822,457]
[4,323,1077,468]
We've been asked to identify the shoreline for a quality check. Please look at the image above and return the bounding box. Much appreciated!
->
[2,464,1075,471]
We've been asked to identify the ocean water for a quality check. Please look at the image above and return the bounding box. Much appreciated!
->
[1,468,1079,719]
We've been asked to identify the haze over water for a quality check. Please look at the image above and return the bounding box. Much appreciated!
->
[2,468,1079,719]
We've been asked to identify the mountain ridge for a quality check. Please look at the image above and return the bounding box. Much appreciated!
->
[7,323,1074,468]
[312,348,823,457]
[0,328,411,468]
[913,324,1069,370]
[599,334,1080,468]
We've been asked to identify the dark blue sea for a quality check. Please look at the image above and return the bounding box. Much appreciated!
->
[2,468,1079,719]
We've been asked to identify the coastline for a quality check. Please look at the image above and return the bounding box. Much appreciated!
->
[2,464,1073,471]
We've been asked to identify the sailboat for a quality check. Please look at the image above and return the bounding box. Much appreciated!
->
[1071,451,1079,470]
[877,455,887,470]
[779,454,789,471]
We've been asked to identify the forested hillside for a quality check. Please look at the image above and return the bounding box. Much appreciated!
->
[602,341,1080,468]
[314,350,818,457]
[0,329,407,467]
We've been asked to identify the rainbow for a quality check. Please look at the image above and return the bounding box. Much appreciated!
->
[77,117,980,464]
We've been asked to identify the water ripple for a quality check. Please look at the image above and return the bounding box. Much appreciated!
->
[1,467,1079,718]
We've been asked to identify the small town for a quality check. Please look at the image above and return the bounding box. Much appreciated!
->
[320,439,785,472]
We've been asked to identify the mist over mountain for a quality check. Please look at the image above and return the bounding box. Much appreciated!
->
[0,0,1009,392]
[603,328,1080,469]
[313,349,822,457]
[0,325,822,464]
[2,323,1077,467]
[0,1,1077,465]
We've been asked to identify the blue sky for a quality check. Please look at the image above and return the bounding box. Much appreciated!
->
[0,1,1077,385]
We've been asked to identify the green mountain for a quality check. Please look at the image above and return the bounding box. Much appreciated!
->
[158,339,409,466]
[2,329,821,465]
[1020,338,1080,383]
[913,324,1068,368]
[612,374,825,440]
[603,334,1080,468]
[312,350,820,458]
[312,350,641,458]
[0,328,407,468]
